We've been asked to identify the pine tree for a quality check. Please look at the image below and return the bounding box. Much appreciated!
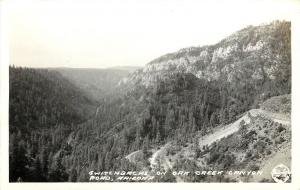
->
[69,167,78,182]
[9,139,28,182]
[142,135,150,159]
[155,129,161,144]
[104,152,112,170]
[48,156,68,182]
[134,127,141,150]
[31,157,45,181]
[40,147,49,177]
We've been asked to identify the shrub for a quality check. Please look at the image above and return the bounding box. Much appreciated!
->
[277,125,286,133]
[248,164,260,171]
[245,151,252,158]
[207,152,221,164]
[251,152,260,160]
[275,137,285,145]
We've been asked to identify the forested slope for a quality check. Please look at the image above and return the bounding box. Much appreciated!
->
[9,67,97,182]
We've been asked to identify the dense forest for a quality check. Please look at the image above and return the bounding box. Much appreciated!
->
[9,67,97,182]
[9,20,291,182]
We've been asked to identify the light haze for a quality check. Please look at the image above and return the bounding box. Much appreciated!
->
[7,0,296,68]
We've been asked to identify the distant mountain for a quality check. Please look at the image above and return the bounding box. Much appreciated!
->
[109,66,142,72]
[53,67,140,100]
[124,20,290,98]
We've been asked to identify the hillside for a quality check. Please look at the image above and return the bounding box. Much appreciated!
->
[260,94,291,115]
[142,94,291,182]
[9,67,97,182]
[121,94,291,182]
[123,20,290,100]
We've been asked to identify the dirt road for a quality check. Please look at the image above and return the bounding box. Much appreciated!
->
[198,109,290,148]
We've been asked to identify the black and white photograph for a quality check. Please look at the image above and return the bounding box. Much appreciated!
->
[0,0,300,189]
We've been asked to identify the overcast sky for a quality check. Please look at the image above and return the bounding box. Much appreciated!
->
[6,0,297,68]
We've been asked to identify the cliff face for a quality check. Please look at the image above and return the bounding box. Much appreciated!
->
[122,21,290,89]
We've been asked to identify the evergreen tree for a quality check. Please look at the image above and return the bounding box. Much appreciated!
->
[69,167,78,182]
[9,139,28,182]
[48,157,68,182]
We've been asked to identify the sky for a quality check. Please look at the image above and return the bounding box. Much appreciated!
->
[5,0,298,68]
